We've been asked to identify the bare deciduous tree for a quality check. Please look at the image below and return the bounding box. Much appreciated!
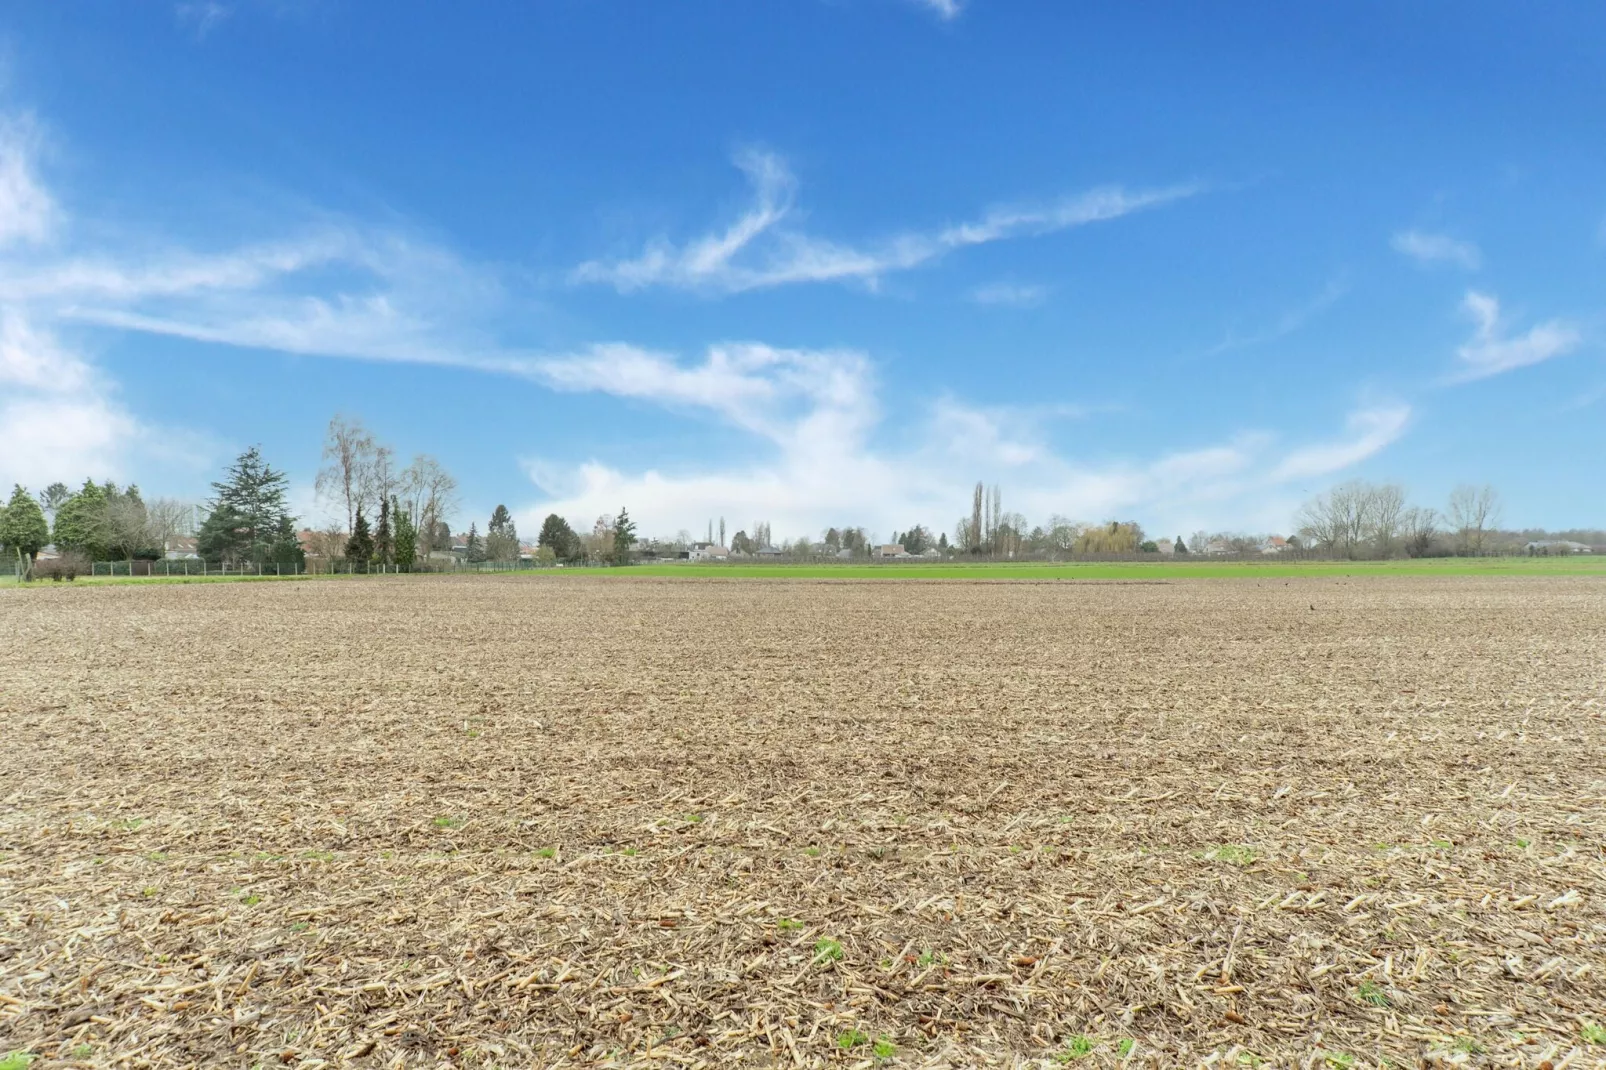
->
[316,415,377,535]
[367,444,396,515]
[1448,484,1500,554]
[1401,506,1438,558]
[304,525,348,565]
[145,498,195,552]
[398,454,458,561]
[1296,481,1373,559]
[1365,483,1407,558]
[101,492,152,563]
[970,482,983,553]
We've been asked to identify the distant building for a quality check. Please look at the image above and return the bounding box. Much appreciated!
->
[1526,540,1593,555]
[684,542,729,561]
[1155,538,1175,555]
[755,546,784,558]
[1261,536,1290,554]
[165,536,200,560]
[876,544,911,558]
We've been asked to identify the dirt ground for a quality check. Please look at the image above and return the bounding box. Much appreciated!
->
[2,574,1604,1068]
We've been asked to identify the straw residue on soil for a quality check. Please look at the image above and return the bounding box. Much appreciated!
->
[2,574,1604,1067]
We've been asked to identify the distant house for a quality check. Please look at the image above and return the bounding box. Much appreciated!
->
[835,547,855,559]
[755,546,784,558]
[1526,540,1593,555]
[1204,538,1231,555]
[876,544,911,558]
[1155,538,1175,555]
[1261,536,1290,555]
[683,542,729,561]
[165,536,200,560]
[921,547,941,558]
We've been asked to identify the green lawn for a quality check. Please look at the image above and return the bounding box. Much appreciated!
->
[624,557,1604,580]
[5,556,1601,588]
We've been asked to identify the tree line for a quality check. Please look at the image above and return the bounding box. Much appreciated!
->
[1294,481,1514,559]
[5,411,1589,580]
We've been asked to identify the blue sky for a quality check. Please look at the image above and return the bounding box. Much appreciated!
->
[1,2,1601,541]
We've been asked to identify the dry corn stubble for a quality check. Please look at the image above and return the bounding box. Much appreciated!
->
[1,573,1604,1068]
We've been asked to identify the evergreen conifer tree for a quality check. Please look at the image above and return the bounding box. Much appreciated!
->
[2,485,50,578]
[392,496,417,571]
[346,509,375,566]
[52,479,111,559]
[465,522,485,563]
[374,497,394,566]
[37,482,70,523]
[487,504,518,561]
[612,507,637,566]
[269,514,305,570]
[538,513,579,563]
[1174,535,1189,554]
[197,447,297,566]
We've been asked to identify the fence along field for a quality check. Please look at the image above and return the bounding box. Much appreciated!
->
[2,574,1604,1066]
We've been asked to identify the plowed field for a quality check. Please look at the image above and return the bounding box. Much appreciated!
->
[3,575,1604,1067]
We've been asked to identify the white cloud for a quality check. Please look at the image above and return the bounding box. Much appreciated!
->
[968,281,1048,308]
[0,114,55,248]
[511,338,1410,541]
[1453,290,1580,381]
[0,307,153,491]
[175,2,231,40]
[573,150,1196,294]
[1267,404,1411,481]
[910,0,963,19]
[0,306,90,391]
[1391,229,1481,270]
[0,100,1399,537]
[0,113,220,494]
[0,394,142,491]
[1201,279,1346,358]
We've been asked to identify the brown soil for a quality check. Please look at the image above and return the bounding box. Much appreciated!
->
[2,575,1603,1067]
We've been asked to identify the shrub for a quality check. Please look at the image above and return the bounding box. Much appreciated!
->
[34,552,91,582]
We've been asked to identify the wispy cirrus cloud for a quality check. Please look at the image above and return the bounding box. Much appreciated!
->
[968,281,1049,308]
[0,302,212,491]
[909,0,963,20]
[175,2,231,40]
[1201,278,1346,358]
[1453,290,1580,381]
[1267,404,1411,481]
[1,101,1400,538]
[515,338,1409,539]
[0,114,56,247]
[1391,229,1481,270]
[572,149,1197,294]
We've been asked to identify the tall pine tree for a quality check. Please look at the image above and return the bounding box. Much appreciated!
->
[374,497,394,566]
[2,484,50,578]
[611,507,637,566]
[52,479,110,559]
[346,509,375,567]
[538,513,580,563]
[486,504,518,562]
[197,447,297,567]
[391,495,416,571]
[465,522,485,563]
